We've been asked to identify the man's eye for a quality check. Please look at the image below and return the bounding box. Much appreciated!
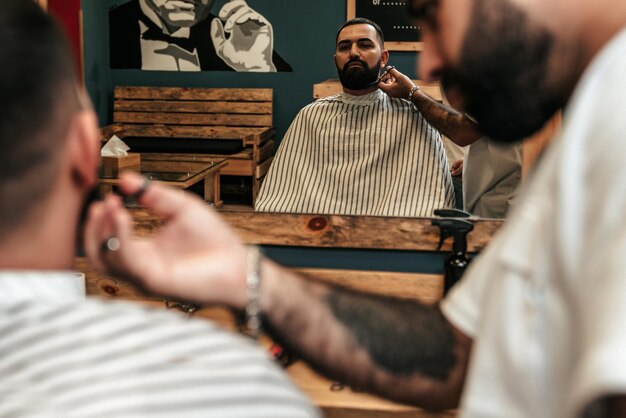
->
[337,45,349,52]
[359,42,374,49]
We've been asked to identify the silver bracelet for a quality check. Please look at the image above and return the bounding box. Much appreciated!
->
[408,85,420,101]
[245,245,263,339]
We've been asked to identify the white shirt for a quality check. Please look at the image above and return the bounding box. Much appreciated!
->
[439,90,521,219]
[441,28,626,417]
[0,271,85,304]
[256,89,455,216]
[462,139,521,218]
[0,271,320,418]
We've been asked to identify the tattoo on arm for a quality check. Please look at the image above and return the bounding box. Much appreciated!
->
[326,289,456,381]
[412,91,483,146]
[260,261,470,409]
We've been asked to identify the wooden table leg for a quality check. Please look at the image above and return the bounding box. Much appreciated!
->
[203,172,223,208]
[213,172,222,208]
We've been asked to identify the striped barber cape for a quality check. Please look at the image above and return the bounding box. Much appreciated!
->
[256,89,455,217]
[0,272,320,418]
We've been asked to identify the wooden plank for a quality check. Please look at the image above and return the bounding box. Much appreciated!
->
[114,100,272,115]
[384,41,424,52]
[142,150,253,161]
[255,156,274,179]
[294,268,442,304]
[130,209,502,252]
[100,123,126,141]
[288,362,455,418]
[140,153,254,177]
[77,258,238,329]
[220,212,500,252]
[80,260,441,305]
[192,306,237,330]
[114,112,272,127]
[313,79,442,101]
[141,159,224,173]
[222,158,254,176]
[76,257,153,300]
[118,125,269,140]
[257,139,275,163]
[346,0,355,18]
[243,127,276,146]
[140,154,227,165]
[115,86,272,102]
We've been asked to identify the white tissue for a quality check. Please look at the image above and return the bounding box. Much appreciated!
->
[101,135,130,157]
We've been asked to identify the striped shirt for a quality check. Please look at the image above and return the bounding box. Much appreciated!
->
[0,271,320,418]
[256,90,455,216]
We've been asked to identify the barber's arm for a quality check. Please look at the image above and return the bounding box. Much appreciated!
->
[378,67,482,147]
[84,173,472,411]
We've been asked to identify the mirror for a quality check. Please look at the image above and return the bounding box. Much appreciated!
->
[81,0,560,223]
[250,80,560,220]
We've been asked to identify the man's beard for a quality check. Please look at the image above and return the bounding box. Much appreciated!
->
[337,58,382,91]
[442,0,568,143]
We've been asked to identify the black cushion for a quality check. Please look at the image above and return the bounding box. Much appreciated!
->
[122,137,244,155]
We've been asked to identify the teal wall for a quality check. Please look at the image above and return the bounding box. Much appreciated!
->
[82,0,420,142]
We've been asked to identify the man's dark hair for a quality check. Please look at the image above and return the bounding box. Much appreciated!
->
[0,0,81,237]
[336,18,385,48]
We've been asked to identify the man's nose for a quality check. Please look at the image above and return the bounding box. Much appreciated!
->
[349,43,361,58]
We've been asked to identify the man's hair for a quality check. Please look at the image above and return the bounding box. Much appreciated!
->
[336,18,385,48]
[0,0,81,237]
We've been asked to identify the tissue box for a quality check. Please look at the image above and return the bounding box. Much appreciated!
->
[102,153,141,176]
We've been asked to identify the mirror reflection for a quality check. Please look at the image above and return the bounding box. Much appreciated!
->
[254,18,521,219]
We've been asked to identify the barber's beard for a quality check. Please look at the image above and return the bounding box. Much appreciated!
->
[338,58,382,91]
[442,0,568,143]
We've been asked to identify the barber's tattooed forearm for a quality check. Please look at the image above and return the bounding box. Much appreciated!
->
[412,91,482,146]
[326,289,456,380]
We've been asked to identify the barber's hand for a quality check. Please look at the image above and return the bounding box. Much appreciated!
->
[84,172,248,309]
[450,159,464,177]
[211,0,276,72]
[378,67,416,99]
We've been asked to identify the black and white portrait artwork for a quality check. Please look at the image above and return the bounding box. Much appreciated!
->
[109,0,292,72]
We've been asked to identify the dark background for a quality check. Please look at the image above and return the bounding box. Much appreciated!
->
[355,0,421,43]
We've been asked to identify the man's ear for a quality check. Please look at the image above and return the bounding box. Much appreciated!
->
[67,109,100,190]
[381,49,390,67]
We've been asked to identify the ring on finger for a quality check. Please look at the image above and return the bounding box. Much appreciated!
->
[100,236,121,254]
